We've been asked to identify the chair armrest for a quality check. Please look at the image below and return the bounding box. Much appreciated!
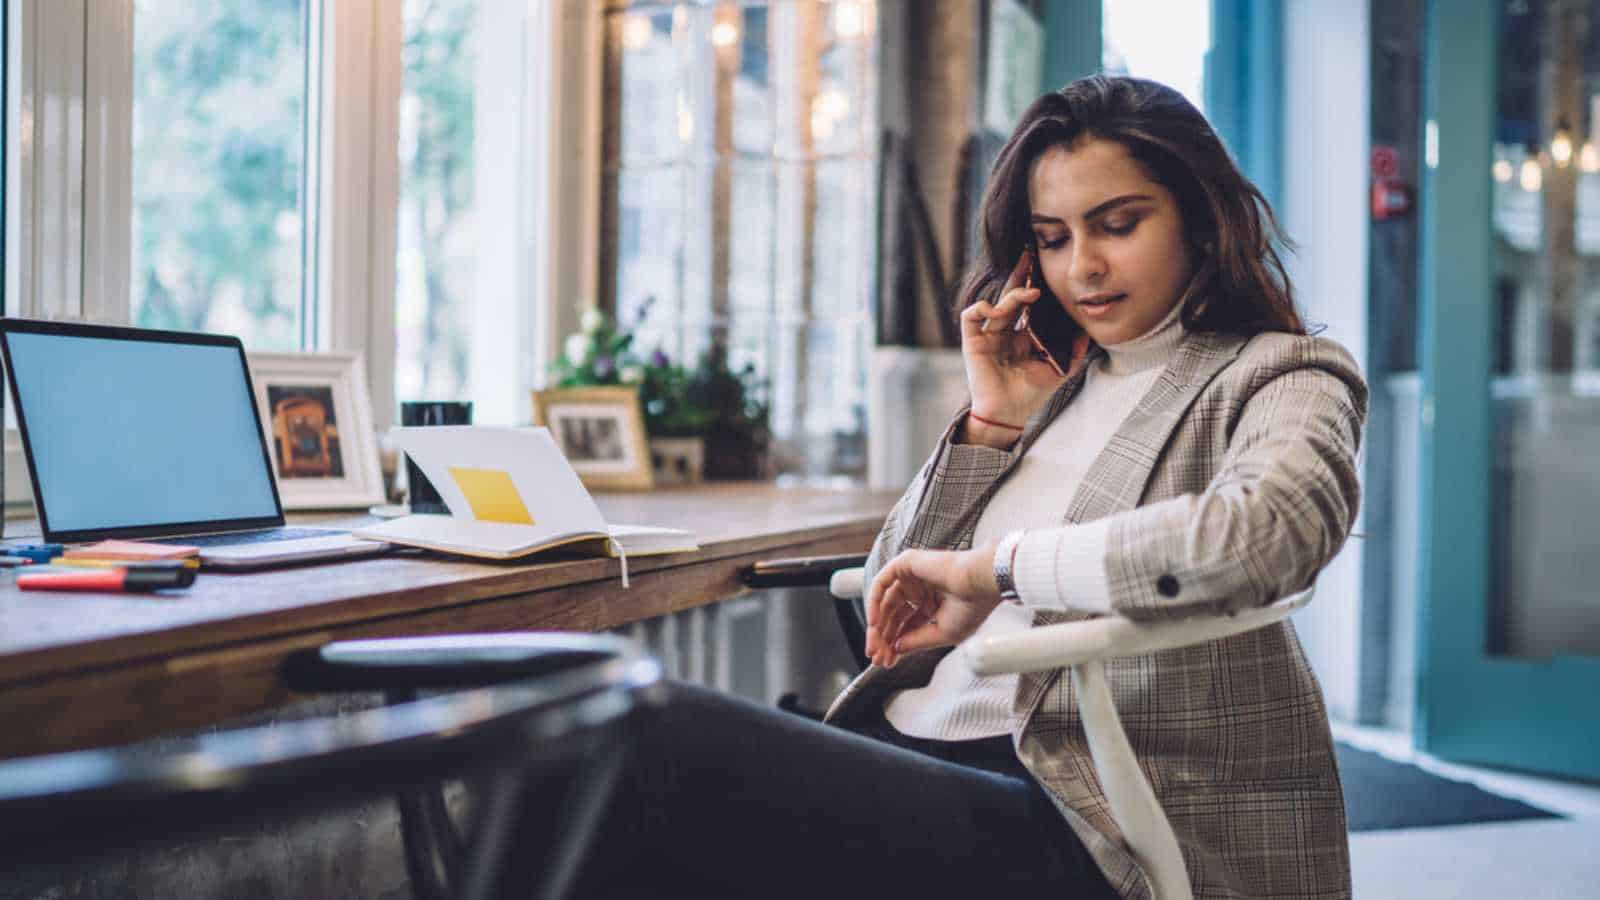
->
[961,588,1314,676]
[282,632,640,693]
[828,566,866,600]
[739,553,869,589]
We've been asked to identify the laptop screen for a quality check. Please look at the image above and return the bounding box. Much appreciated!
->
[1,321,284,541]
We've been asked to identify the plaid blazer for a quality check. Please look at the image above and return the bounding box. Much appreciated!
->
[825,330,1367,900]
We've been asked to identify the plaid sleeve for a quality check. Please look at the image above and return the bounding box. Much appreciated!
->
[1101,338,1368,620]
[864,410,1019,585]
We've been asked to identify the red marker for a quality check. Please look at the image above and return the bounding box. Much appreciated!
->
[17,567,196,592]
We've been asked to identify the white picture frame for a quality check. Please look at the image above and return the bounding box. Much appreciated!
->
[246,351,386,510]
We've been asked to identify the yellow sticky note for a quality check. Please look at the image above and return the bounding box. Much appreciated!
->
[447,467,535,525]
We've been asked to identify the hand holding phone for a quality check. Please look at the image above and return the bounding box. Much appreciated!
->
[959,248,1080,442]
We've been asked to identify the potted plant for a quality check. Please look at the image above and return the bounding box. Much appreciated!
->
[677,344,770,480]
[550,308,770,483]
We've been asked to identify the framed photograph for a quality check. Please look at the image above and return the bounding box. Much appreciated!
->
[530,386,654,491]
[246,351,386,510]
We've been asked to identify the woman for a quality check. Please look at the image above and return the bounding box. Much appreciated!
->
[575,76,1364,900]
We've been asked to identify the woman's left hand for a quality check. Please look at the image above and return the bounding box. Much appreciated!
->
[864,542,1003,668]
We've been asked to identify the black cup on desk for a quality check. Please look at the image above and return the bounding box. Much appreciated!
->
[400,401,472,515]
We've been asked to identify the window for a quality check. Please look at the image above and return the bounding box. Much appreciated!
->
[392,0,559,426]
[1102,0,1210,113]
[129,1,315,349]
[5,1,586,429]
[395,0,478,404]
[602,1,878,477]
[3,1,592,506]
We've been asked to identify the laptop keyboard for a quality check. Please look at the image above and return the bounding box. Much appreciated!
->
[159,527,339,547]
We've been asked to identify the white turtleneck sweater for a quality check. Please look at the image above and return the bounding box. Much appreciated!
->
[883,301,1187,740]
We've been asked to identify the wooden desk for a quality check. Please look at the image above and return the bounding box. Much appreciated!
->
[0,482,897,759]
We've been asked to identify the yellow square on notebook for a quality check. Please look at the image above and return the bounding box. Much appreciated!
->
[447,466,535,525]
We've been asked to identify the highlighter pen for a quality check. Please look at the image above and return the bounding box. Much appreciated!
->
[50,557,200,570]
[17,567,197,592]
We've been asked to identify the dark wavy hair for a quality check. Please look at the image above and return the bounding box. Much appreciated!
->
[958,75,1304,336]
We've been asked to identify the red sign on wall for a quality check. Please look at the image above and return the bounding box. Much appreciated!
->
[1370,144,1411,219]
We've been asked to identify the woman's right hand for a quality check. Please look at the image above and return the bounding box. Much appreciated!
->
[959,252,1072,440]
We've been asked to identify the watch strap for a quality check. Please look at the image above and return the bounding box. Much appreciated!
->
[993,529,1026,605]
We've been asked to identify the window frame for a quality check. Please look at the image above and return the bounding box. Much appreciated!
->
[4,0,603,504]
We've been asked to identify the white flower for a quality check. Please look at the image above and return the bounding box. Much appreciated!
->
[620,365,644,384]
[564,333,589,365]
[580,308,605,332]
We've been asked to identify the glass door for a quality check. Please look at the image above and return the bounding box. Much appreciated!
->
[1417,0,1600,779]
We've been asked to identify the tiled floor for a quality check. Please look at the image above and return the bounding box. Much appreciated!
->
[1334,722,1600,899]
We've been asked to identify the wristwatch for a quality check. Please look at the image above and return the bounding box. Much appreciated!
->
[992,529,1026,605]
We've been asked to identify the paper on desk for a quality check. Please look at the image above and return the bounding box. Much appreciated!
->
[390,426,607,535]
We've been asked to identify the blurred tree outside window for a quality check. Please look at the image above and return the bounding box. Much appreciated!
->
[394,0,542,426]
[396,0,477,406]
[131,0,311,349]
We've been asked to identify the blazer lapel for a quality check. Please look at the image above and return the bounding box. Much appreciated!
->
[1061,330,1249,525]
[1014,331,1251,720]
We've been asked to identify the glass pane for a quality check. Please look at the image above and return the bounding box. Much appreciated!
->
[613,167,686,362]
[601,0,877,480]
[681,162,714,332]
[729,162,775,319]
[811,159,871,320]
[610,7,700,166]
[771,2,877,161]
[131,2,309,348]
[731,6,774,155]
[1102,0,1210,113]
[770,320,867,477]
[1487,0,1600,659]
[812,2,875,158]
[395,0,478,406]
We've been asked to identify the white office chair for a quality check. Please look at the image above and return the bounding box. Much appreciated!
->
[829,566,1314,900]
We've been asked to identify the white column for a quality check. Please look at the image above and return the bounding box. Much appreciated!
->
[1282,0,1371,723]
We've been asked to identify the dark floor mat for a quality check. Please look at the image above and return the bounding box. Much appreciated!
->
[1337,742,1561,831]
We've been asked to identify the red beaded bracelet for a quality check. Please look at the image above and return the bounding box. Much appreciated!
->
[969,411,1024,432]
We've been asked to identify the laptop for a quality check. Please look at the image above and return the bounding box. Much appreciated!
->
[0,318,389,569]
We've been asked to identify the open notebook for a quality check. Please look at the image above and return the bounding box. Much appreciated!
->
[353,427,697,572]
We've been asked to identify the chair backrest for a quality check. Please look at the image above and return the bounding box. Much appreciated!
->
[807,561,1321,899]
[0,632,662,900]
[965,587,1316,900]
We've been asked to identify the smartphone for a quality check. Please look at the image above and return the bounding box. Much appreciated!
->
[1020,246,1082,375]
